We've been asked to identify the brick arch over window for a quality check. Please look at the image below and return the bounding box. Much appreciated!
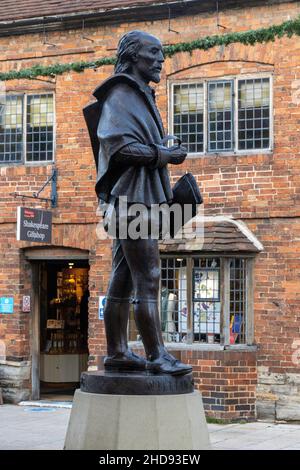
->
[163,39,277,79]
[166,60,274,81]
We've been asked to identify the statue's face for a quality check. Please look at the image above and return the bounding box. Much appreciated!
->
[132,34,164,84]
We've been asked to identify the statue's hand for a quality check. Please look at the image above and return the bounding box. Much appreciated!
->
[168,145,187,165]
[155,144,187,168]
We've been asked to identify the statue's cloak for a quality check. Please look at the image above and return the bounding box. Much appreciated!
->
[83,73,173,206]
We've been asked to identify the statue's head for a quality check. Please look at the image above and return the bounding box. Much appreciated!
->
[115,30,164,84]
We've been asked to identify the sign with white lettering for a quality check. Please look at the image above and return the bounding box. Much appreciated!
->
[0,297,14,314]
[17,207,52,243]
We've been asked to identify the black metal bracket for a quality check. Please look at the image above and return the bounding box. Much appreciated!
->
[81,19,94,42]
[10,168,57,208]
[168,6,179,34]
[43,20,57,47]
[216,0,227,30]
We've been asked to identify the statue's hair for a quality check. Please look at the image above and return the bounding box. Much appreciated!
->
[114,30,145,74]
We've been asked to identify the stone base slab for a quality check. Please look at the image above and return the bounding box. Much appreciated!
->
[80,370,194,395]
[64,389,210,450]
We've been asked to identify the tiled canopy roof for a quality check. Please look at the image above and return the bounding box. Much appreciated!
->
[0,0,172,22]
[160,216,264,253]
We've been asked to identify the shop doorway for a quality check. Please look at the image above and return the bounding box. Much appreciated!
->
[39,260,89,400]
[25,248,90,401]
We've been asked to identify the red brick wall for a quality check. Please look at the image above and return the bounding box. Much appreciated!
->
[182,350,257,421]
[248,218,300,373]
[0,1,300,417]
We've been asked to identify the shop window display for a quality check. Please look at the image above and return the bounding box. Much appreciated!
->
[129,256,251,346]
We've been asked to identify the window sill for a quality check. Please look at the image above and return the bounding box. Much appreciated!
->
[25,160,55,166]
[0,161,54,168]
[186,149,273,159]
[128,340,257,352]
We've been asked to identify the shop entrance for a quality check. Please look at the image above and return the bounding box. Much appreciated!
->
[24,247,90,401]
[39,260,89,399]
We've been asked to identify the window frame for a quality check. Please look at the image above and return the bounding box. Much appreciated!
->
[168,73,273,157]
[207,79,234,153]
[192,266,221,302]
[0,93,24,165]
[159,253,255,348]
[0,92,55,166]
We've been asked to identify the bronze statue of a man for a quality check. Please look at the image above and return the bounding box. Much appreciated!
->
[85,31,192,375]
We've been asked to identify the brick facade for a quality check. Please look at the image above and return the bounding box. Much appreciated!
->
[0,0,300,420]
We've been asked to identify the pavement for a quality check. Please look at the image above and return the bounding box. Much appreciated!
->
[209,421,300,450]
[0,404,300,450]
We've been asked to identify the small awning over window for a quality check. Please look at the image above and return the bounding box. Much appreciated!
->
[160,216,264,253]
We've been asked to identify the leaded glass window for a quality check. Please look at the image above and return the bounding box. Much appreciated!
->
[171,76,271,154]
[230,258,247,344]
[128,255,252,345]
[238,78,270,150]
[0,93,54,164]
[173,83,204,153]
[208,81,233,152]
[158,256,251,345]
[26,94,54,162]
[0,95,23,163]
[193,258,221,343]
[160,258,188,343]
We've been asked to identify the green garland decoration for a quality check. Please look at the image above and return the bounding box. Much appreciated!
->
[0,57,116,81]
[1,15,300,81]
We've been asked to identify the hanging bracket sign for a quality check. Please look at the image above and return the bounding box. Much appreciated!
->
[17,207,52,243]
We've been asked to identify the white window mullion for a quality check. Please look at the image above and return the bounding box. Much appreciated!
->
[186,257,193,344]
[221,258,230,346]
[52,92,56,162]
[246,258,254,345]
[269,74,274,151]
[169,83,174,138]
[203,80,208,153]
[23,94,27,163]
[234,78,239,153]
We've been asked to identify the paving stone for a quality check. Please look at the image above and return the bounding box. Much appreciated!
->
[0,405,300,450]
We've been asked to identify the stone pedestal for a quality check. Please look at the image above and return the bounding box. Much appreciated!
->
[64,371,210,450]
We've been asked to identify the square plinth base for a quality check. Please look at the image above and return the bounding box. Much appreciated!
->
[64,389,210,450]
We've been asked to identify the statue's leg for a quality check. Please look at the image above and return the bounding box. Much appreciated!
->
[104,238,146,371]
[120,238,192,376]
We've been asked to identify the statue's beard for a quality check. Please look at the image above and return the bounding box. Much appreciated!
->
[149,72,161,84]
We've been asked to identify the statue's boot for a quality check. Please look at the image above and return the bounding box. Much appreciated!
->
[132,299,192,376]
[103,298,146,371]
